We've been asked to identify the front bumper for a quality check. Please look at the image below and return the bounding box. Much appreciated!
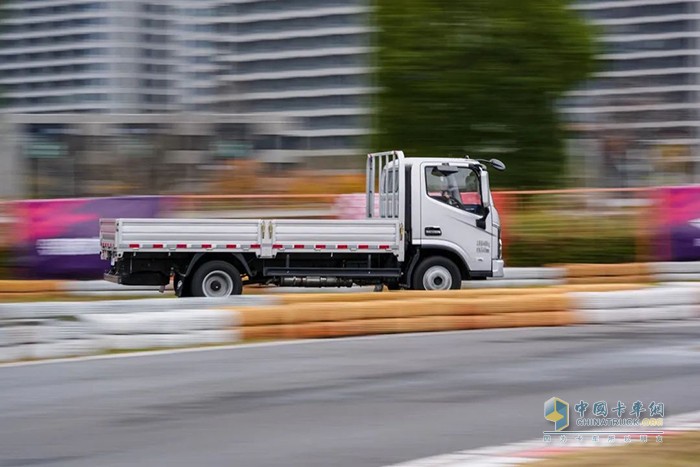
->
[492,260,505,278]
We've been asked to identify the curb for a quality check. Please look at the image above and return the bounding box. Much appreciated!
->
[387,410,700,467]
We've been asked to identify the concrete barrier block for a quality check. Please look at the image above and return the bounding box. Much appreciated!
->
[98,332,234,350]
[81,310,237,334]
[461,279,564,289]
[558,284,647,293]
[100,334,172,350]
[649,262,700,275]
[33,321,90,342]
[0,344,34,362]
[0,325,36,346]
[655,273,700,282]
[30,339,102,360]
[571,287,698,310]
[167,330,240,346]
[503,267,566,280]
[577,304,698,323]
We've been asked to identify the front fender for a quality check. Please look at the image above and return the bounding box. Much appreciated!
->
[414,239,473,270]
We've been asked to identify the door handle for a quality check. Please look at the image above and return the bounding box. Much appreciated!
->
[425,226,442,236]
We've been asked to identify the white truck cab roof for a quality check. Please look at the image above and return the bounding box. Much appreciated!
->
[403,157,482,167]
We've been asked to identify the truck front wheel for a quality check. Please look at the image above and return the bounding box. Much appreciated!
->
[191,261,243,297]
[412,257,461,291]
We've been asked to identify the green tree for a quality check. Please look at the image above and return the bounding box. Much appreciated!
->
[373,0,597,188]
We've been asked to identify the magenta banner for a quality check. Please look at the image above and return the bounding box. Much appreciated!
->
[657,186,700,261]
[12,197,164,279]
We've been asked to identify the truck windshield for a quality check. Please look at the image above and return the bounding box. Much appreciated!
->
[425,166,483,214]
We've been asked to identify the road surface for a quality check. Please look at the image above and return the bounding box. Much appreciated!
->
[1,321,700,467]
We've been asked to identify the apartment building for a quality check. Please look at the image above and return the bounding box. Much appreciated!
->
[563,0,700,185]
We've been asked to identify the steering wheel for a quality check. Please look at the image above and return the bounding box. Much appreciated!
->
[446,196,466,210]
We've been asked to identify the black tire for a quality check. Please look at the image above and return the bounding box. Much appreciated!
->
[411,256,462,291]
[191,261,243,297]
[174,274,192,297]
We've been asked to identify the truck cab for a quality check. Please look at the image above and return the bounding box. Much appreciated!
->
[100,150,505,296]
[401,156,504,288]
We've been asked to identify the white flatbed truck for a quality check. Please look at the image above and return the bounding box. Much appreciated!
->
[100,151,505,297]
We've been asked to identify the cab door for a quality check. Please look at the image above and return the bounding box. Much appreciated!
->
[418,162,494,274]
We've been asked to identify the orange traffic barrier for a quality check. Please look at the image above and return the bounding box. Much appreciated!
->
[276,287,561,305]
[0,280,64,294]
[239,309,580,340]
[557,283,646,293]
[563,263,651,278]
[236,293,573,329]
[469,294,570,314]
[240,324,290,340]
[237,307,288,326]
[567,275,650,285]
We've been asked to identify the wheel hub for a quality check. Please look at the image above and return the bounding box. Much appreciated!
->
[423,265,453,290]
[203,271,234,297]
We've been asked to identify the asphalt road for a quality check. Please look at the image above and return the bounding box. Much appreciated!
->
[1,321,700,467]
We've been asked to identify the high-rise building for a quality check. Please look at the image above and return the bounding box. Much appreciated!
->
[0,1,183,113]
[0,0,375,160]
[563,0,700,185]
[171,0,221,112]
[211,0,374,159]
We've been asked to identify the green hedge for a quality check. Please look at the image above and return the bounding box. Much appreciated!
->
[505,234,638,267]
[502,210,643,267]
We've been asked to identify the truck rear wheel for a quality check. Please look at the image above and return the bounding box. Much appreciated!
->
[191,261,243,297]
[412,257,461,291]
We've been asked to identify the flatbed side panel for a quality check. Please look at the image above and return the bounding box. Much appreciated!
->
[110,218,263,253]
[271,219,401,256]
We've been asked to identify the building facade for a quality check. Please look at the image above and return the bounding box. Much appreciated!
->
[211,0,374,159]
[0,0,375,161]
[0,0,184,113]
[563,0,700,186]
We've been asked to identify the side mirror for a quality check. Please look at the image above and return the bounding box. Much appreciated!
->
[489,159,506,171]
[475,158,506,171]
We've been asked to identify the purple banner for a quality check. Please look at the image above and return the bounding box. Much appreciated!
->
[658,186,700,262]
[12,197,164,279]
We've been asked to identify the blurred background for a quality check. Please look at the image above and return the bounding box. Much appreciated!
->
[1,0,700,278]
[1,5,700,466]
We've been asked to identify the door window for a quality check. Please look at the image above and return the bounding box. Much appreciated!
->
[425,166,483,214]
